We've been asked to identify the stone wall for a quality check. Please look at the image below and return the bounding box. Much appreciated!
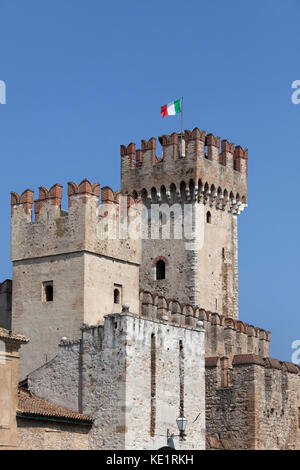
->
[26,312,205,450]
[139,204,239,316]
[13,253,85,379]
[206,355,300,450]
[28,339,81,413]
[17,418,90,450]
[82,312,205,450]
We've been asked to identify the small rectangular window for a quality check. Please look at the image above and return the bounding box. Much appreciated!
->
[42,281,53,302]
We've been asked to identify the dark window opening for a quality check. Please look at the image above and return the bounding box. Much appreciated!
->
[43,282,53,302]
[156,260,166,280]
[206,211,211,224]
[114,288,120,304]
[160,213,167,226]
[222,248,225,260]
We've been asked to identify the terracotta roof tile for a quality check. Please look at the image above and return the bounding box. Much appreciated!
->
[232,355,300,374]
[17,388,93,424]
[205,356,220,367]
[263,357,283,370]
[232,354,265,366]
[281,361,300,374]
[0,328,29,344]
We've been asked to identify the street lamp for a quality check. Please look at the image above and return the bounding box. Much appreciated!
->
[166,414,187,448]
[176,414,187,440]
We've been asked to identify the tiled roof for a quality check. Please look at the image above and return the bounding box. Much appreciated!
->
[17,388,93,424]
[0,328,29,344]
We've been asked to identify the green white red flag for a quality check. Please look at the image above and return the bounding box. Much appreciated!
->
[161,98,182,118]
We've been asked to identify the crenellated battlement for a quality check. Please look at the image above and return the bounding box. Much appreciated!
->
[10,180,138,222]
[139,290,270,358]
[34,184,63,220]
[67,179,100,198]
[11,179,100,221]
[11,189,34,216]
[121,129,248,170]
[121,128,248,206]
[10,179,141,264]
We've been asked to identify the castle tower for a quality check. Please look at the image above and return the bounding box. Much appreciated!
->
[121,129,248,319]
[11,180,141,379]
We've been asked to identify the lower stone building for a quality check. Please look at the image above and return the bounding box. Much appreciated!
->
[25,309,206,450]
[17,388,92,450]
[0,326,93,450]
[1,287,300,451]
[3,302,300,450]
[0,307,206,450]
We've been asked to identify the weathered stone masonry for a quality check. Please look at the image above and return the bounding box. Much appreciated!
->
[26,311,206,450]
[206,355,300,450]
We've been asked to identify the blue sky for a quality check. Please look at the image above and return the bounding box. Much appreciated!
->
[0,0,299,360]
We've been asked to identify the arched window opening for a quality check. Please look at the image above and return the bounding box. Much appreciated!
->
[114,288,120,304]
[156,260,166,280]
[206,211,211,224]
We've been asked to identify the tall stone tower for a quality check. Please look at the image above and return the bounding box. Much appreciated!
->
[121,129,248,318]
[11,180,141,379]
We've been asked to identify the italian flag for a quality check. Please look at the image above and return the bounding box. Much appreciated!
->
[161,98,182,118]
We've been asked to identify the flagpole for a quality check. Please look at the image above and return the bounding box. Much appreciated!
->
[181,96,183,157]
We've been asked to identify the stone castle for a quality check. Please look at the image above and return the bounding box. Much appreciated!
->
[0,127,299,450]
